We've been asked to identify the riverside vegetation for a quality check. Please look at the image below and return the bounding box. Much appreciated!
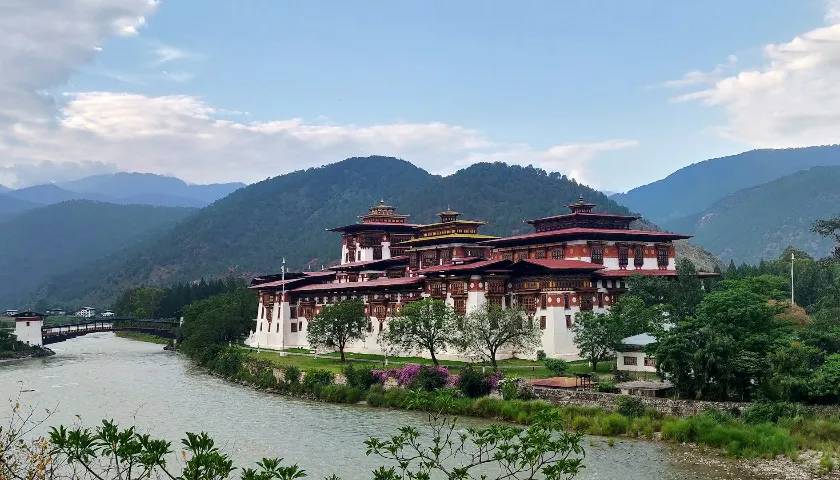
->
[110,216,840,471]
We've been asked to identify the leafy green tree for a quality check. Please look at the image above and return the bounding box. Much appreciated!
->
[809,353,840,403]
[653,279,787,400]
[456,304,541,370]
[382,298,457,366]
[364,399,584,480]
[570,311,617,371]
[306,299,367,362]
[180,287,257,356]
[672,258,704,320]
[814,217,840,259]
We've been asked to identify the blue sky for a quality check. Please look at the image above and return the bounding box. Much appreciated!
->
[2,1,839,191]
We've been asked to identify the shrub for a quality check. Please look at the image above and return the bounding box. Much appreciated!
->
[319,384,364,404]
[343,363,377,390]
[595,413,630,436]
[303,369,335,393]
[596,380,617,393]
[366,385,386,407]
[615,396,646,418]
[744,402,802,424]
[282,365,301,385]
[612,370,632,382]
[383,387,411,408]
[543,358,568,376]
[570,415,593,432]
[459,366,491,398]
[536,350,547,361]
[629,416,657,438]
[254,367,278,389]
[409,366,450,391]
[499,377,535,401]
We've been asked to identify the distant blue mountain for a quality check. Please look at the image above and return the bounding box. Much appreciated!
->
[613,145,840,223]
[59,172,244,207]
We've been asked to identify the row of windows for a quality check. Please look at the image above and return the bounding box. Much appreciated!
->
[623,355,655,367]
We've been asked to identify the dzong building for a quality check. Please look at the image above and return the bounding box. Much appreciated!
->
[246,198,693,360]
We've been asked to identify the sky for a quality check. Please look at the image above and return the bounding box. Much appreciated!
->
[1,0,839,192]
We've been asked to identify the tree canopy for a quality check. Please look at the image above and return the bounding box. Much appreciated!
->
[307,299,367,362]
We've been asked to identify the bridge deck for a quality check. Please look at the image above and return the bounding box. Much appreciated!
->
[42,318,179,345]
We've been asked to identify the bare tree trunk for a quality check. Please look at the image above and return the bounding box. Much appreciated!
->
[429,348,439,366]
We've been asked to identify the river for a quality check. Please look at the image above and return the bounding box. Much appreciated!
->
[0,333,763,479]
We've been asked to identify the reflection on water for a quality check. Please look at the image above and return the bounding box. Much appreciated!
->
[0,333,759,479]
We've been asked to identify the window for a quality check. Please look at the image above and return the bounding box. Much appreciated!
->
[276,322,279,333]
[299,321,304,331]
[618,245,628,268]
[644,357,655,367]
[540,293,547,308]
[551,247,565,260]
[657,246,669,268]
[454,297,466,315]
[503,252,513,261]
[521,296,537,314]
[488,296,503,307]
[290,322,297,333]
[634,245,644,267]
[623,355,638,366]
[597,293,604,308]
[373,246,382,260]
[563,293,570,309]
[259,322,262,331]
[539,316,546,330]
[590,244,603,265]
[367,321,373,332]
[565,315,572,329]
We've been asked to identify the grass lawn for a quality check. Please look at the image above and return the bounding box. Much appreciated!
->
[115,331,171,345]
[242,346,612,379]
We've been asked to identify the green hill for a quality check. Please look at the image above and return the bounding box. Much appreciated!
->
[663,166,840,264]
[38,156,641,305]
[613,145,840,224]
[0,201,195,308]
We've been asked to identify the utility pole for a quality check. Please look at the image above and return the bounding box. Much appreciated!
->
[281,257,286,353]
[790,251,795,306]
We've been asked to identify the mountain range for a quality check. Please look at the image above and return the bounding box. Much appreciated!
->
[0,172,244,221]
[3,146,839,309]
[0,200,195,308]
[664,166,840,264]
[37,157,652,306]
[613,145,840,224]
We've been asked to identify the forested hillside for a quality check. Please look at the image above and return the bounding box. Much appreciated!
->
[664,166,840,264]
[614,145,840,223]
[0,201,195,307]
[37,156,636,306]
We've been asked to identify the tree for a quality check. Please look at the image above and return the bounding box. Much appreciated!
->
[180,287,257,356]
[306,299,367,362]
[383,298,457,366]
[671,258,704,321]
[814,217,840,259]
[456,304,541,370]
[652,279,787,400]
[570,311,615,371]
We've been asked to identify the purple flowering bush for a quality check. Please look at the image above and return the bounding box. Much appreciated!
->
[372,363,502,396]
[372,364,458,391]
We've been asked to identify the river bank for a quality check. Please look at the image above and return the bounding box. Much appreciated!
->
[186,344,838,479]
[2,332,796,480]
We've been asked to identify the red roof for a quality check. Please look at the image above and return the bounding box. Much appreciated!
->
[327,222,421,232]
[251,271,336,289]
[596,269,719,278]
[514,258,605,271]
[526,212,639,225]
[291,276,423,293]
[329,256,408,271]
[480,227,690,246]
[415,258,511,274]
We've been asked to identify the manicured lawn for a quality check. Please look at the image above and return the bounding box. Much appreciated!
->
[242,346,613,379]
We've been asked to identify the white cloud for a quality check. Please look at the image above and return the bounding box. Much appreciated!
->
[663,55,737,89]
[0,92,638,187]
[0,0,636,189]
[671,17,840,148]
[0,0,156,128]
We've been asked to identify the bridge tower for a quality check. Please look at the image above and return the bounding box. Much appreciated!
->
[14,311,44,346]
